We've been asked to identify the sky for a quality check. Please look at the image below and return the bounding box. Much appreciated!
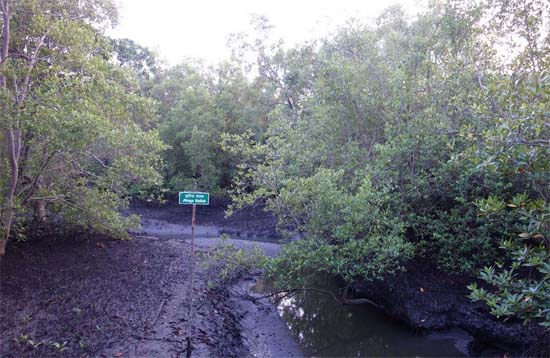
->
[108,0,423,66]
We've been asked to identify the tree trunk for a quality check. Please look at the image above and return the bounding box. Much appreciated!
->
[35,175,46,223]
[1,0,13,256]
[3,128,20,255]
[0,237,6,256]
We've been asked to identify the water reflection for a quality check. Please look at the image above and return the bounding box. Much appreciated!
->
[255,277,470,357]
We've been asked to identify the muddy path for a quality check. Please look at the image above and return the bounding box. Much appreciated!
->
[129,200,303,357]
[1,201,301,358]
[136,216,283,257]
[0,234,245,357]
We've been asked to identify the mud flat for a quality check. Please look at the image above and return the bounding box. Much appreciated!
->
[0,201,299,358]
[0,234,253,357]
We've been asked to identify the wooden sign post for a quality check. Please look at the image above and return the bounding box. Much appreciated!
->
[178,187,210,286]
[178,182,209,352]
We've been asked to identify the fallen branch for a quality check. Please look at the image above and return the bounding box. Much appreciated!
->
[176,347,189,358]
[151,299,167,327]
[131,335,183,344]
[250,287,383,309]
[186,336,192,358]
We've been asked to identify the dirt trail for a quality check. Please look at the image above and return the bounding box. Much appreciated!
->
[126,238,246,358]
[1,202,302,358]
[1,234,249,357]
[132,204,303,358]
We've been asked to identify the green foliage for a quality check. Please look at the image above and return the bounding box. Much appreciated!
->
[369,119,524,273]
[156,62,273,193]
[469,196,550,327]
[463,0,550,326]
[21,315,32,325]
[204,234,268,283]
[50,341,69,352]
[61,186,140,239]
[111,38,160,92]
[266,170,413,287]
[268,234,413,289]
[274,169,350,237]
[14,334,44,349]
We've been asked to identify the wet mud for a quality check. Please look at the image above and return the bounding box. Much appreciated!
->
[0,234,250,357]
[0,200,298,358]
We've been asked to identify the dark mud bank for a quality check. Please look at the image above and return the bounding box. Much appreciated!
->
[351,263,549,356]
[128,198,281,240]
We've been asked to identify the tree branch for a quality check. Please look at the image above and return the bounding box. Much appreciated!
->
[249,287,383,308]
[0,0,9,65]
[87,151,109,168]
[19,34,47,104]
[19,149,58,205]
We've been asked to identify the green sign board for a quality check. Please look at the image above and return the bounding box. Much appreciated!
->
[179,191,209,205]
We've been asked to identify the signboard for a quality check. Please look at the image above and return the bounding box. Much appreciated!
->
[179,191,209,205]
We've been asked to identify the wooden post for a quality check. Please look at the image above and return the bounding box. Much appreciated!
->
[187,180,197,353]
[191,180,196,269]
[190,180,197,290]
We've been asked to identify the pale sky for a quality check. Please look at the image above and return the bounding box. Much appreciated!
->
[109,0,423,66]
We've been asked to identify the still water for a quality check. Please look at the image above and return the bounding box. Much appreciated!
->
[254,278,472,357]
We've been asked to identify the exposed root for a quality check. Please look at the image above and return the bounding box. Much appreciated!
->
[250,286,383,309]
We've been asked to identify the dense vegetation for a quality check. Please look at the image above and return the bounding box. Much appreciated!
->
[1,0,548,328]
[222,1,550,327]
[0,0,164,255]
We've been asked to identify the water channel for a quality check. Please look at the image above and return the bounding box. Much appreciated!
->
[253,277,472,357]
